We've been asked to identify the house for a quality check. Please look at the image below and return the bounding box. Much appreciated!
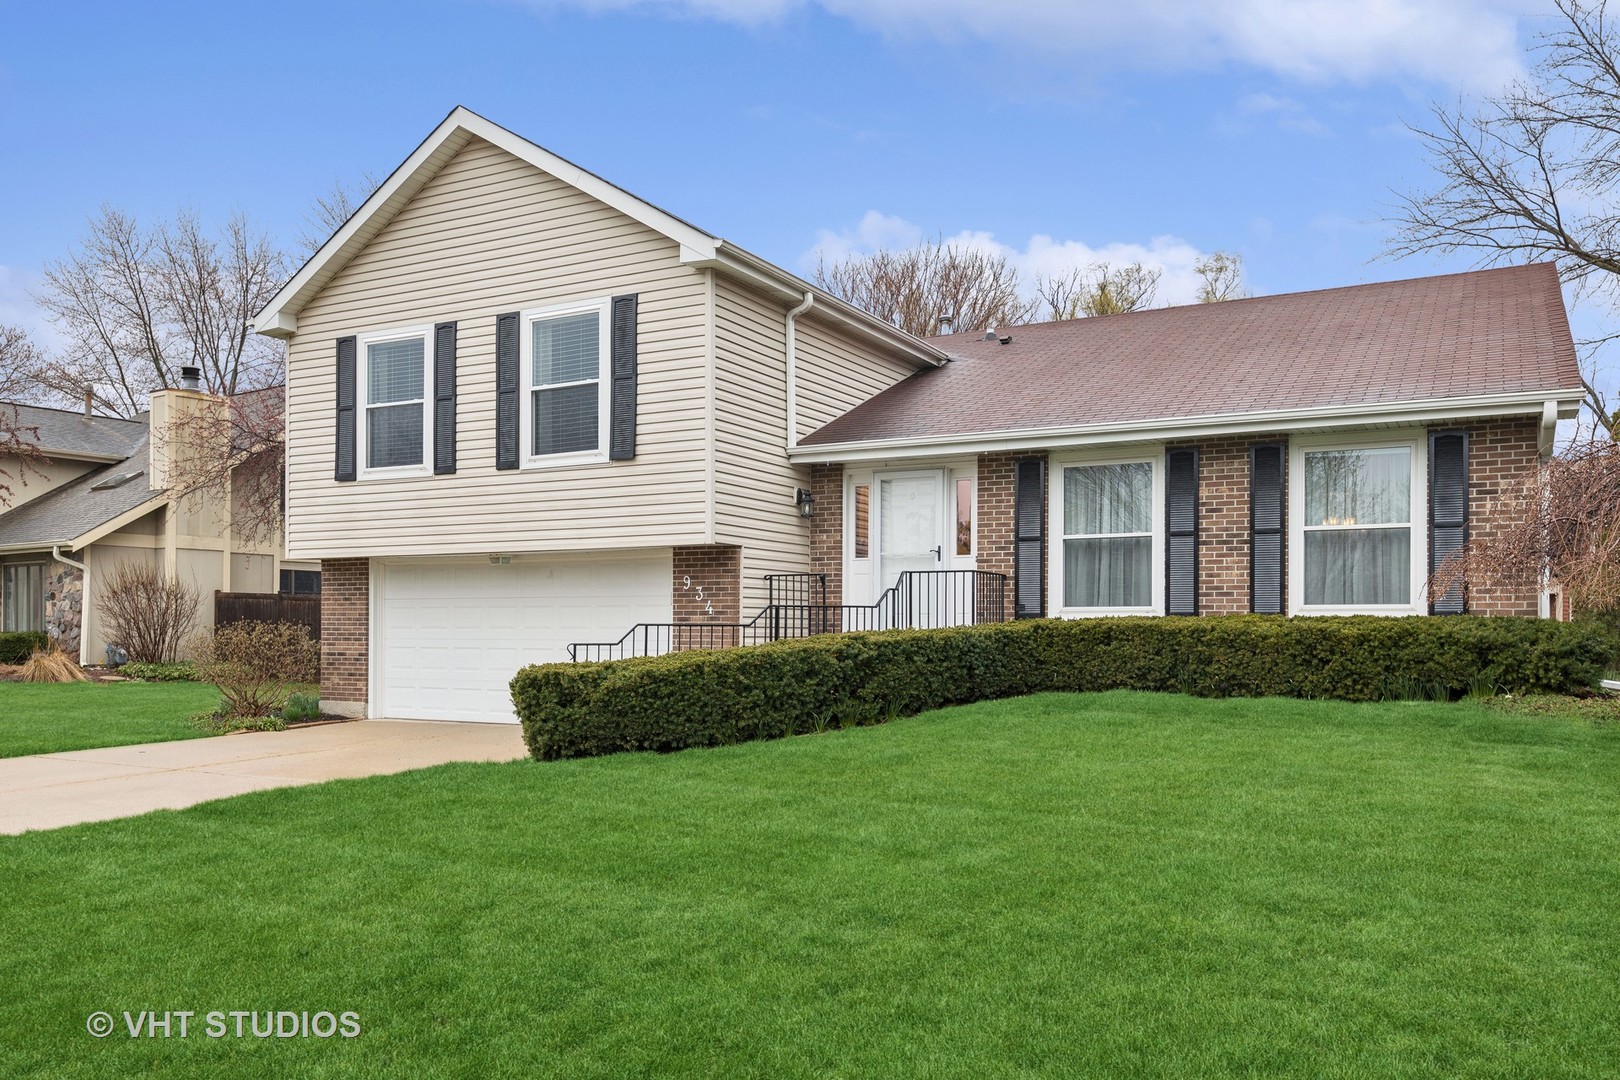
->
[252,107,1583,724]
[0,385,315,663]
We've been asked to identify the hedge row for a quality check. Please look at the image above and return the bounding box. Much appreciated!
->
[0,631,48,664]
[511,615,1616,761]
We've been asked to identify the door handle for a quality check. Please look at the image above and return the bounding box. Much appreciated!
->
[931,545,943,562]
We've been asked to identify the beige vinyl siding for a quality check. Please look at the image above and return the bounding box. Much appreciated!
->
[712,280,921,613]
[0,456,95,512]
[795,316,920,442]
[283,136,710,559]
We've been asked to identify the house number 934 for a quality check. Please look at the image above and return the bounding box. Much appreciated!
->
[681,575,714,616]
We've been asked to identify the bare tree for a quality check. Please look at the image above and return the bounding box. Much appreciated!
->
[0,404,45,510]
[297,173,381,258]
[0,324,45,403]
[1387,0,1620,433]
[1034,262,1161,319]
[815,238,1035,337]
[31,206,287,417]
[99,562,200,663]
[1430,436,1620,616]
[1194,252,1248,303]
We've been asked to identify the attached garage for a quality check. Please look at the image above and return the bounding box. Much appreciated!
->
[372,552,672,723]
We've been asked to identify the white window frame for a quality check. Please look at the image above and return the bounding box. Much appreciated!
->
[951,470,977,560]
[1048,448,1165,618]
[356,324,433,480]
[1289,429,1428,616]
[519,296,612,469]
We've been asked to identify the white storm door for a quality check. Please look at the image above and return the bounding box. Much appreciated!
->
[876,470,947,626]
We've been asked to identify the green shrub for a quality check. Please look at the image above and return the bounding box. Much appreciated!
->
[282,693,321,724]
[0,631,48,664]
[187,621,320,718]
[119,661,199,682]
[511,615,1617,761]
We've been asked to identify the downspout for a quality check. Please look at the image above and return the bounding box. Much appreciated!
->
[52,545,89,666]
[785,291,814,450]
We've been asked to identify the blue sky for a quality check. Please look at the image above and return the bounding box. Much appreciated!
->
[0,0,1583,347]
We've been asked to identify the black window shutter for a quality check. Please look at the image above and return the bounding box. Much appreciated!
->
[495,312,519,470]
[1013,457,1046,619]
[1429,429,1469,614]
[334,336,357,482]
[609,293,638,461]
[1250,443,1286,614]
[1165,447,1199,615]
[433,321,457,475]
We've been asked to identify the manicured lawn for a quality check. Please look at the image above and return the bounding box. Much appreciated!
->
[0,682,220,758]
[3,691,1619,1077]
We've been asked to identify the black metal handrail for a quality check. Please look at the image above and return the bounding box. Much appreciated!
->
[567,569,1007,662]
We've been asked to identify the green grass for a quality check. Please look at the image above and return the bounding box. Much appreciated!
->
[4,691,1619,1078]
[0,682,221,757]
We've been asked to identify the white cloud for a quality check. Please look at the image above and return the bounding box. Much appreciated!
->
[805,212,1217,308]
[518,0,1529,89]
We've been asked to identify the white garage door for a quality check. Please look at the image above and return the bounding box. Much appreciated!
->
[374,553,672,723]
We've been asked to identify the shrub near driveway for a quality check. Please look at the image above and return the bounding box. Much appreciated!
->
[512,614,1615,760]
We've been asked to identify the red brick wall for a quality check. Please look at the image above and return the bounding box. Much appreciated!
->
[976,451,1038,620]
[1164,435,1290,614]
[319,557,369,709]
[672,545,742,624]
[809,463,844,606]
[1460,418,1541,617]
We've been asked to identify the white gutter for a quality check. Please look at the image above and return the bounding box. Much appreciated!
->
[788,388,1587,463]
[51,545,89,667]
[784,291,814,450]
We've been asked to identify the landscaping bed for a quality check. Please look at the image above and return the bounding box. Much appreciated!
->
[2,691,1617,1077]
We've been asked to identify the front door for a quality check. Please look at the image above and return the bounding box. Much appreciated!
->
[876,470,946,626]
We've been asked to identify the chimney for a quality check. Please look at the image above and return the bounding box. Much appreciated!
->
[180,365,201,391]
[937,315,954,336]
[83,387,93,418]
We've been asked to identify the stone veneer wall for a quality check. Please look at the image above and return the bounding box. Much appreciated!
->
[319,557,369,713]
[44,559,83,656]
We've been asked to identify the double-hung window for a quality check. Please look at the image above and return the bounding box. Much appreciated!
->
[358,327,431,476]
[2,563,45,633]
[1053,456,1161,614]
[1294,436,1425,612]
[521,299,610,466]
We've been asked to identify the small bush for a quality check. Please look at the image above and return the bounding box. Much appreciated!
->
[192,711,287,734]
[19,648,90,684]
[282,692,321,724]
[119,661,199,682]
[0,631,48,664]
[189,621,319,719]
[511,615,1617,761]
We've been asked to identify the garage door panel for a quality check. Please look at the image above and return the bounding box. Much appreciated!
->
[377,554,671,723]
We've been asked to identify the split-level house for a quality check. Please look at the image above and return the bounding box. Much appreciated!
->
[254,107,1584,724]
[0,387,313,663]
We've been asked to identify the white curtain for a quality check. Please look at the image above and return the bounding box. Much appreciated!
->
[1304,529,1410,605]
[1065,537,1151,608]
[1063,463,1152,607]
[1303,447,1412,605]
[2,563,45,632]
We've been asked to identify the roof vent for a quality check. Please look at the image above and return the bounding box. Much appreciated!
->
[179,366,201,391]
[982,327,998,341]
[999,335,1012,345]
[90,469,145,491]
[937,315,954,336]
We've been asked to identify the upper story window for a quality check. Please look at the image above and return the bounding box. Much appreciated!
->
[1053,456,1161,615]
[522,299,610,466]
[359,326,431,476]
[1293,436,1426,613]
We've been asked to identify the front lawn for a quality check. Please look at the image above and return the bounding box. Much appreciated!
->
[0,682,221,757]
[3,691,1618,1077]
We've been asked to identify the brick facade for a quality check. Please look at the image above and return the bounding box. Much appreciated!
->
[809,463,845,606]
[1168,434,1289,615]
[975,451,1030,621]
[1461,418,1541,617]
[319,557,369,713]
[672,545,742,624]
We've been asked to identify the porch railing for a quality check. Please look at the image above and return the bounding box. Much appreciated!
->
[567,569,1007,662]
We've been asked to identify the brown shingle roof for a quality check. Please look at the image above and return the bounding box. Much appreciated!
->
[799,263,1581,448]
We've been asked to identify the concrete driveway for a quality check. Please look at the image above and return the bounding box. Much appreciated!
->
[0,720,528,835]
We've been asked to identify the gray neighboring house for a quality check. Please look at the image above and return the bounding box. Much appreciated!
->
[0,393,311,663]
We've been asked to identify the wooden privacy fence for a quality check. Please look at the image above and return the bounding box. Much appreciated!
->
[214,591,321,640]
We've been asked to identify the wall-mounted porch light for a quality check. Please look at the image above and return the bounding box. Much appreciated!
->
[795,488,816,518]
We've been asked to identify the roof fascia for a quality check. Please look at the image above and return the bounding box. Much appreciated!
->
[789,388,1587,463]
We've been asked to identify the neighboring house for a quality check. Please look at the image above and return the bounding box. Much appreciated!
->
[0,388,314,663]
[253,107,1583,724]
